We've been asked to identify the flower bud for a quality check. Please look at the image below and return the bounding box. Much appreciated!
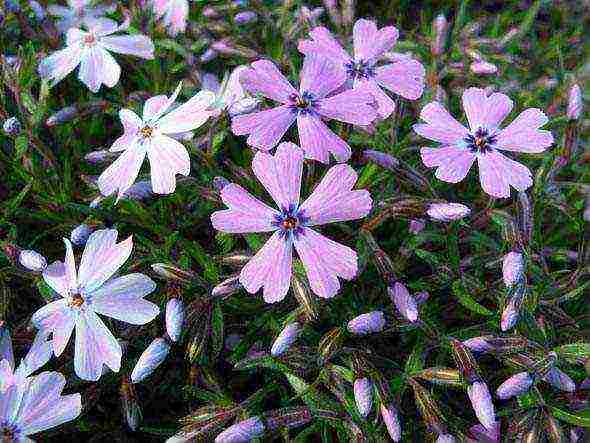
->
[500,296,520,332]
[84,150,114,164]
[211,39,257,58]
[431,14,448,56]
[46,105,77,126]
[2,117,21,136]
[263,406,311,431]
[215,417,265,443]
[409,219,426,234]
[131,337,170,384]
[292,273,319,322]
[70,224,93,246]
[467,381,495,430]
[502,251,524,287]
[462,337,494,354]
[212,176,231,192]
[469,61,498,75]
[220,252,252,267]
[151,263,196,283]
[318,327,343,363]
[120,378,142,431]
[543,367,575,392]
[199,48,218,63]
[165,298,184,343]
[496,372,533,399]
[362,150,400,171]
[389,282,418,322]
[270,322,301,357]
[468,421,499,442]
[342,0,354,27]
[347,311,385,335]
[427,203,470,222]
[212,275,241,298]
[354,377,374,418]
[380,403,401,441]
[124,180,153,201]
[436,435,456,443]
[416,367,462,386]
[580,378,590,390]
[567,83,583,120]
[18,249,47,272]
[234,11,257,25]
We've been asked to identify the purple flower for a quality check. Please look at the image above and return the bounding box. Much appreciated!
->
[234,11,257,25]
[231,57,378,163]
[47,0,116,33]
[98,85,216,198]
[389,282,418,322]
[347,311,386,335]
[202,66,259,117]
[380,403,401,441]
[414,87,554,198]
[353,377,374,418]
[468,421,500,443]
[469,61,498,75]
[567,83,582,120]
[467,381,496,430]
[298,19,425,118]
[131,337,170,383]
[152,0,189,36]
[500,296,520,332]
[31,229,160,381]
[211,143,372,302]
[70,223,93,246]
[502,251,524,287]
[165,298,184,343]
[426,203,471,222]
[39,17,154,92]
[271,322,301,357]
[496,372,533,399]
[215,417,265,443]
[437,434,457,443]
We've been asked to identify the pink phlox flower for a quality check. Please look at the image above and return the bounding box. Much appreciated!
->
[202,66,259,117]
[47,0,116,34]
[31,229,160,381]
[298,18,426,118]
[38,17,155,93]
[414,87,554,198]
[97,84,216,199]
[231,56,379,163]
[211,143,372,302]
[152,0,189,36]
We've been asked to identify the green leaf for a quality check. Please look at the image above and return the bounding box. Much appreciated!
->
[13,135,29,160]
[554,343,590,364]
[210,301,224,358]
[451,280,493,316]
[549,406,590,428]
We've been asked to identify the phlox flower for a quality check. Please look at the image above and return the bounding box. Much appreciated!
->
[31,229,160,381]
[201,66,259,117]
[0,328,81,442]
[38,17,154,93]
[231,56,378,163]
[414,87,554,198]
[47,0,116,34]
[98,84,216,199]
[152,0,189,36]
[211,143,372,302]
[298,19,425,118]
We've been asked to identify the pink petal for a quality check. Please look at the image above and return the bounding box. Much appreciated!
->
[20,389,81,435]
[354,78,396,119]
[252,142,304,210]
[78,229,133,293]
[97,145,146,198]
[495,108,553,153]
[239,60,298,104]
[211,184,279,233]
[42,262,70,296]
[375,59,425,100]
[296,113,351,163]
[63,238,77,289]
[240,231,293,303]
[85,17,119,36]
[413,102,468,143]
[420,145,476,183]
[353,19,398,62]
[232,105,297,150]
[462,87,513,131]
[74,311,121,381]
[315,88,378,125]
[146,135,190,194]
[159,0,188,36]
[78,47,121,92]
[100,34,154,59]
[294,228,357,298]
[0,327,13,369]
[38,45,83,86]
[298,26,351,64]
[51,311,75,357]
[31,299,69,331]
[143,83,182,122]
[477,151,532,198]
[299,164,372,225]
[111,109,142,152]
[156,90,216,134]
[299,55,346,99]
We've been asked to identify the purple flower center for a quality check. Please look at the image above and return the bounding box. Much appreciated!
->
[345,59,376,79]
[83,34,97,45]
[1,423,19,442]
[272,204,309,239]
[288,91,316,115]
[68,293,85,308]
[464,127,497,154]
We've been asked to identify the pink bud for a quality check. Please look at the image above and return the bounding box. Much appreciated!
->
[467,381,495,430]
[212,276,241,298]
[347,311,386,335]
[70,224,93,246]
[362,150,400,170]
[389,283,418,322]
[567,83,583,120]
[18,250,47,272]
[468,421,499,442]
[426,203,470,222]
[270,322,301,357]
[496,372,533,399]
[462,337,494,354]
[543,367,575,392]
[215,417,265,443]
[437,434,457,443]
[409,219,426,234]
[431,14,448,56]
[131,337,170,384]
[502,251,524,287]
[469,61,498,75]
[380,403,401,441]
[354,377,374,418]
[165,298,184,343]
[234,11,257,25]
[500,297,519,332]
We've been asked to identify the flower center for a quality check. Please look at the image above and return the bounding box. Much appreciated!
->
[281,216,299,230]
[273,205,309,239]
[140,125,154,139]
[1,424,18,443]
[464,127,496,154]
[289,91,316,115]
[69,294,85,308]
[83,34,96,45]
[344,59,375,79]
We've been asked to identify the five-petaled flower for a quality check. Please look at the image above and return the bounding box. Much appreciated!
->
[31,229,160,381]
[38,17,155,93]
[211,143,372,302]
[98,84,216,199]
[48,0,116,34]
[414,87,554,198]
[152,0,189,36]
[298,18,425,118]
[231,56,378,163]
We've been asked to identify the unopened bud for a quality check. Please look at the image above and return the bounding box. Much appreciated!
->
[427,203,471,222]
[70,224,93,246]
[151,263,196,283]
[380,403,401,442]
[165,298,184,343]
[353,377,374,418]
[234,11,257,25]
[543,367,575,392]
[292,273,319,322]
[124,180,153,201]
[228,97,260,117]
[389,282,418,322]
[409,219,426,234]
[318,327,343,363]
[215,417,265,443]
[219,252,252,267]
[462,337,494,354]
[502,251,524,287]
[120,379,142,431]
[3,117,21,136]
[362,150,400,171]
[263,406,311,431]
[46,105,77,126]
[496,372,533,399]
[431,14,448,56]
[436,434,456,443]
[566,83,583,120]
[131,337,170,383]
[211,39,257,58]
[469,61,498,75]
[199,48,218,63]
[416,367,462,386]
[450,338,479,382]
[84,150,114,164]
[212,275,241,298]
[18,249,47,272]
[270,322,301,357]
[500,296,520,332]
[467,381,495,430]
[347,311,386,335]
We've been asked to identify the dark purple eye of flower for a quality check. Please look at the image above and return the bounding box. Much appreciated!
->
[273,204,309,239]
[69,293,85,308]
[345,59,376,79]
[281,216,298,230]
[464,127,497,154]
[289,91,316,114]
[1,424,18,441]
[83,34,96,45]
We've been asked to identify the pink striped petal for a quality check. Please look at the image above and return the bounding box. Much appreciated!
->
[42,262,70,296]
[157,90,216,134]
[38,45,83,87]
[240,231,293,303]
[375,59,425,100]
[462,87,513,131]
[85,17,119,36]
[63,238,77,290]
[354,78,396,119]
[100,34,155,59]
[252,143,304,210]
[158,0,189,36]
[232,105,297,150]
[98,145,146,198]
[298,26,351,64]
[353,19,399,62]
[477,151,532,198]
[147,135,190,194]
[211,184,278,233]
[51,310,75,357]
[239,60,298,104]
[495,108,553,153]
[111,109,141,152]
[315,88,378,125]
[78,46,121,92]
[413,102,469,143]
[143,83,182,122]
[299,55,346,98]
[297,113,351,163]
[299,164,372,225]
[31,299,69,331]
[294,228,357,298]
[420,145,476,183]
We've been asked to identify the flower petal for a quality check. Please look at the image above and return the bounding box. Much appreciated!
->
[211,184,279,233]
[477,151,533,198]
[50,311,75,358]
[0,327,14,370]
[100,34,154,59]
[296,113,351,163]
[297,26,351,64]
[239,60,298,104]
[156,90,216,134]
[38,45,83,87]
[299,164,372,225]
[111,109,142,152]
[85,17,119,36]
[231,105,297,150]
[495,108,553,153]
[420,145,476,183]
[78,47,121,92]
[353,19,398,62]
[143,83,182,122]
[315,88,378,125]
[98,145,146,199]
[252,142,304,210]
[294,228,357,298]
[354,78,396,119]
[375,60,425,100]
[462,87,513,131]
[146,135,190,194]
[42,261,70,296]
[240,231,293,303]
[413,102,469,143]
[299,55,346,99]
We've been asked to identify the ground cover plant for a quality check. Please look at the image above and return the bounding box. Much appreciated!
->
[0,0,588,441]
